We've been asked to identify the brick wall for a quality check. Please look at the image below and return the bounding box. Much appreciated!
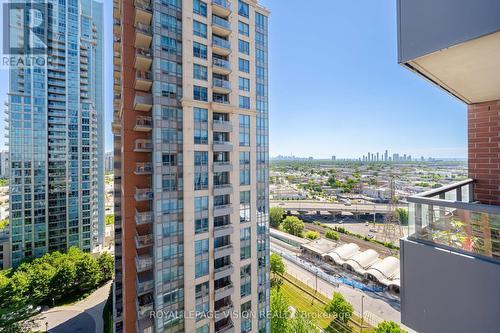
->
[468,100,500,205]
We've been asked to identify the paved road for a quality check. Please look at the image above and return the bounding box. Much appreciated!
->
[33,282,112,333]
[271,201,406,214]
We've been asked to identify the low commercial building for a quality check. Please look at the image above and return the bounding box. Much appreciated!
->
[300,238,338,261]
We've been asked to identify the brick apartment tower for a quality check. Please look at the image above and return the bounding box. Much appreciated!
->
[468,101,500,205]
[112,0,270,332]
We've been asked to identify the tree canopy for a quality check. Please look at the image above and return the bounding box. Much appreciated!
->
[324,292,353,324]
[281,216,305,237]
[270,207,285,228]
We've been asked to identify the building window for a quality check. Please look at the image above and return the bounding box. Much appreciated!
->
[161,36,182,55]
[239,39,250,55]
[239,114,250,146]
[239,96,250,109]
[160,13,182,33]
[193,20,207,38]
[194,151,208,165]
[239,77,250,92]
[160,59,182,77]
[194,108,208,144]
[240,191,250,223]
[196,325,209,333]
[194,86,208,101]
[195,239,209,256]
[195,259,209,278]
[194,63,208,80]
[238,0,249,17]
[195,218,209,234]
[240,151,250,165]
[238,58,250,73]
[193,0,207,16]
[194,172,208,190]
[240,169,250,186]
[241,281,251,297]
[195,196,209,212]
[193,41,208,59]
[238,21,249,36]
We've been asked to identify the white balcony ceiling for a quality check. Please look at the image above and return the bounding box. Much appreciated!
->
[405,30,500,104]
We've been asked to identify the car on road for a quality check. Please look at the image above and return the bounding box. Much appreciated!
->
[367,234,375,239]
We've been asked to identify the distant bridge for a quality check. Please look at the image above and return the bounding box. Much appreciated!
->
[270,201,406,215]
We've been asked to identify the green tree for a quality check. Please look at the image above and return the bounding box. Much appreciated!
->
[289,311,319,333]
[270,288,290,333]
[270,207,285,228]
[270,253,285,276]
[22,261,56,304]
[105,214,114,226]
[325,230,339,241]
[304,231,320,240]
[51,257,77,298]
[373,321,408,333]
[75,253,102,292]
[97,253,114,283]
[396,208,409,226]
[281,216,304,237]
[325,292,353,324]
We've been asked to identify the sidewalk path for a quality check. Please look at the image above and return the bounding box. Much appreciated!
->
[33,281,112,333]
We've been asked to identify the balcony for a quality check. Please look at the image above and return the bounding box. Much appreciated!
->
[135,254,153,272]
[214,184,233,196]
[213,78,231,94]
[135,71,153,91]
[135,48,153,71]
[134,93,153,112]
[406,179,500,260]
[212,15,231,37]
[215,283,234,302]
[135,187,153,202]
[214,243,233,259]
[214,263,234,280]
[136,273,154,295]
[214,224,234,238]
[134,0,152,25]
[213,120,233,132]
[214,161,233,173]
[214,299,233,316]
[213,36,231,56]
[213,58,231,75]
[137,294,154,319]
[134,162,153,175]
[212,0,231,17]
[135,22,152,49]
[213,141,233,152]
[136,210,153,225]
[134,116,153,132]
[134,139,153,152]
[402,178,500,332]
[214,204,233,217]
[135,233,154,249]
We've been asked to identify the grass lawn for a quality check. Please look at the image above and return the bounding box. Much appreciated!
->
[280,274,370,333]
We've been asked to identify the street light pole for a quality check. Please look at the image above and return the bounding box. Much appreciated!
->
[361,295,365,333]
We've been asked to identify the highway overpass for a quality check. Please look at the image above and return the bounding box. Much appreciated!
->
[270,201,406,215]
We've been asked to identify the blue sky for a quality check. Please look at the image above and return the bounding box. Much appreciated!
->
[0,0,467,159]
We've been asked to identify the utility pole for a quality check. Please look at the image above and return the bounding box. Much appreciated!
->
[315,270,318,295]
[361,295,365,333]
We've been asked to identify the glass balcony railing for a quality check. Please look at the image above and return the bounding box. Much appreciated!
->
[213,58,231,71]
[213,36,231,50]
[136,210,153,225]
[407,179,500,260]
[212,0,231,11]
[212,15,231,30]
[135,188,153,201]
[213,78,231,90]
[135,0,152,12]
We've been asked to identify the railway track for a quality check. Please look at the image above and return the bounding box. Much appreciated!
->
[304,223,398,257]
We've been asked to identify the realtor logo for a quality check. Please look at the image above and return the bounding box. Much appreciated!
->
[2,1,50,67]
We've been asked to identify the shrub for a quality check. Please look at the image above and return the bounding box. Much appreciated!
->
[305,231,320,240]
[325,230,339,241]
[281,216,305,237]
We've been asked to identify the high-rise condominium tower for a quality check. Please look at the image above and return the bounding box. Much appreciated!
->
[7,0,104,267]
[112,0,270,332]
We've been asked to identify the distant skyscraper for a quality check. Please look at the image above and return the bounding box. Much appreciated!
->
[0,151,9,178]
[105,152,113,173]
[384,150,388,161]
[332,155,336,161]
[7,0,104,267]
